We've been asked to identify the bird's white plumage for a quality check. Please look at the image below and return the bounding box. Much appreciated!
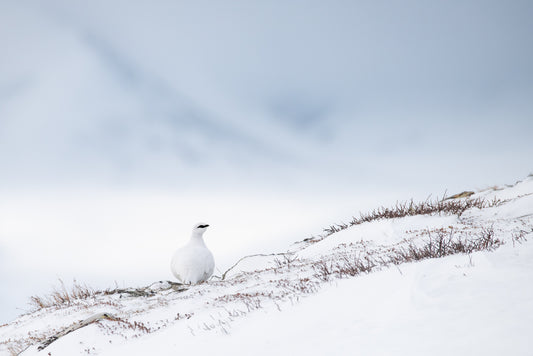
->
[171,223,215,284]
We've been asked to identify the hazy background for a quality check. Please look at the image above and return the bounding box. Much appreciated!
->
[1,0,532,323]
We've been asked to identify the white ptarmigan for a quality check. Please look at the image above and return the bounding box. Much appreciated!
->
[170,223,215,284]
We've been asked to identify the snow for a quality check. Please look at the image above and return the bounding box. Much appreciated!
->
[1,177,532,355]
[216,244,533,356]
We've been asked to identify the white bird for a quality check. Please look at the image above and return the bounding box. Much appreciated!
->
[170,223,215,284]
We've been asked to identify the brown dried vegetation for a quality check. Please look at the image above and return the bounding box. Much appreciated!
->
[313,226,504,281]
[321,196,503,238]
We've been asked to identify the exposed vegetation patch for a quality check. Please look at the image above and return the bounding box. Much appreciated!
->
[320,196,503,239]
[312,226,504,282]
[28,280,187,312]
[28,279,98,310]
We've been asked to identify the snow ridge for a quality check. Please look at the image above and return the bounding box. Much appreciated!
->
[2,177,533,356]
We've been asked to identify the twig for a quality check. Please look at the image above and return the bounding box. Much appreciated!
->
[38,313,118,351]
[219,252,294,280]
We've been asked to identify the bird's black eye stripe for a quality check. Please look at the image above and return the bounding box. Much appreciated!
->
[198,224,209,228]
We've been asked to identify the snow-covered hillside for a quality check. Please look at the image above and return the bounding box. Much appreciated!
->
[2,177,533,356]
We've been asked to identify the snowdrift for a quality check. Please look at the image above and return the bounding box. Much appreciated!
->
[2,177,533,355]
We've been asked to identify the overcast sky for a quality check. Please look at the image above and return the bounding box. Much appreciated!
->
[1,0,532,323]
[1,0,532,192]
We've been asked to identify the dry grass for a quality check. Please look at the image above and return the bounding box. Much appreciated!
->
[1,329,57,356]
[5,342,25,356]
[114,318,152,335]
[512,228,532,247]
[320,196,502,238]
[273,254,299,269]
[313,226,503,281]
[390,226,501,262]
[29,279,97,310]
[28,280,185,312]
[214,293,265,312]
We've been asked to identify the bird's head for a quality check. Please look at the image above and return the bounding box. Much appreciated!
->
[193,222,210,234]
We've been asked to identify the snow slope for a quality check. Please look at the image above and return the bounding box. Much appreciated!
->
[2,177,533,355]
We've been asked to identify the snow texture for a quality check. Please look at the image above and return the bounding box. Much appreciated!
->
[1,177,533,356]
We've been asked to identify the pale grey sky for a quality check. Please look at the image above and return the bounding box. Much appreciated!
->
[1,0,532,193]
